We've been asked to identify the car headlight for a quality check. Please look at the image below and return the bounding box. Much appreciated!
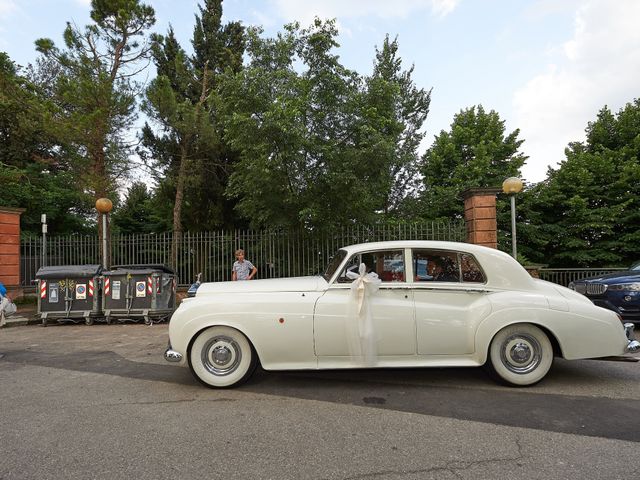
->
[568,282,575,290]
[608,283,640,291]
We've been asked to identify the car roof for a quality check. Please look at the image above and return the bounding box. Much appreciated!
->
[342,240,496,255]
[339,240,535,290]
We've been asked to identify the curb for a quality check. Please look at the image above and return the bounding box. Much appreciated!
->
[0,314,39,328]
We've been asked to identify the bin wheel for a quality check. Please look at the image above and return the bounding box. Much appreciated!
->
[106,317,111,325]
[85,318,94,326]
[41,319,47,327]
[144,317,151,325]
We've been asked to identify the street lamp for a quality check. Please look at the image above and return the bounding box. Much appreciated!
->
[96,198,113,268]
[502,177,523,259]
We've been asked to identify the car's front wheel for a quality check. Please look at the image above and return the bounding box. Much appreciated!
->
[189,326,257,388]
[486,323,553,387]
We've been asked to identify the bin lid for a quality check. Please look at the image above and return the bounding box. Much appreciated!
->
[36,264,102,279]
[108,264,175,275]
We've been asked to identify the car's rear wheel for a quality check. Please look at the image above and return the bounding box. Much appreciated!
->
[486,323,553,387]
[188,326,257,388]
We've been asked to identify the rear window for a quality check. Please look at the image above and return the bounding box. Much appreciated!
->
[411,250,485,283]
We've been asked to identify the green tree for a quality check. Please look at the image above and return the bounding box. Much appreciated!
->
[361,35,431,215]
[519,100,640,267]
[219,21,427,229]
[110,181,158,233]
[0,52,90,234]
[142,0,244,264]
[34,0,155,205]
[417,105,526,219]
[142,26,217,262]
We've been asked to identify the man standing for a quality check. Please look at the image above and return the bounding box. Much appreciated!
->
[232,249,257,281]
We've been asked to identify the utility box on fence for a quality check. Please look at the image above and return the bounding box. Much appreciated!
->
[102,264,176,324]
[36,265,103,326]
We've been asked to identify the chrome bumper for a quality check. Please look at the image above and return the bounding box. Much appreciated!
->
[164,344,183,362]
[624,323,640,353]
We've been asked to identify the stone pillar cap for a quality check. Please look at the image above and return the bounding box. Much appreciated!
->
[461,188,502,199]
[0,207,26,215]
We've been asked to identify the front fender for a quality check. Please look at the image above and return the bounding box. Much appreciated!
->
[168,292,321,369]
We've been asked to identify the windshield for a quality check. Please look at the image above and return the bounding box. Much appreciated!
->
[323,249,347,281]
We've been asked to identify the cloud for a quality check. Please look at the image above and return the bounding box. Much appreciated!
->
[514,0,640,182]
[0,0,16,17]
[271,0,459,24]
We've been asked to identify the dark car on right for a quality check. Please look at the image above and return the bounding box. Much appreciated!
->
[569,262,640,324]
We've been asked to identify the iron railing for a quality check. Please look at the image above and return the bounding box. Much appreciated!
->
[537,268,626,287]
[21,221,467,287]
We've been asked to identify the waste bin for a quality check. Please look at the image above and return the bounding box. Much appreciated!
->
[36,265,103,326]
[101,264,176,324]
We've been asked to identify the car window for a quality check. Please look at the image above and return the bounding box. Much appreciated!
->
[460,253,485,283]
[336,250,405,283]
[412,250,460,282]
[411,250,485,283]
[323,249,347,281]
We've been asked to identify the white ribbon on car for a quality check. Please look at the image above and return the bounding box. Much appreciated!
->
[346,263,382,365]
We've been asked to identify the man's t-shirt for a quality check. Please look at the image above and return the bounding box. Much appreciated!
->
[232,260,255,280]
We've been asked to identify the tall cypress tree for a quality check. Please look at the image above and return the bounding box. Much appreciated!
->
[35,0,156,203]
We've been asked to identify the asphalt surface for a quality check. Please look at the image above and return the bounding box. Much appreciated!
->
[0,323,639,480]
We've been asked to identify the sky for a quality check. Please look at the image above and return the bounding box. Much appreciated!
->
[1,0,639,183]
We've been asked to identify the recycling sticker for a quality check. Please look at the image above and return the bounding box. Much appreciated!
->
[135,281,146,298]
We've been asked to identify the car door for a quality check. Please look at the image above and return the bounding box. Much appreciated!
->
[411,249,492,355]
[313,248,416,359]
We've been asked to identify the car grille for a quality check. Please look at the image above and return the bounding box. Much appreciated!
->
[574,283,586,294]
[585,284,607,296]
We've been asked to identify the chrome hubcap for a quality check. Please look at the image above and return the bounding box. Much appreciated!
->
[510,342,531,363]
[201,335,242,376]
[212,346,232,365]
[500,334,541,374]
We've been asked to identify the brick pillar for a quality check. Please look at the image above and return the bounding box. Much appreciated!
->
[0,207,26,295]
[462,188,501,249]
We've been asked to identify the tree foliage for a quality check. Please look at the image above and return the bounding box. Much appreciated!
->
[519,100,640,267]
[110,181,160,233]
[218,21,431,229]
[361,35,431,214]
[34,0,155,201]
[141,0,245,263]
[417,105,526,219]
[0,53,90,234]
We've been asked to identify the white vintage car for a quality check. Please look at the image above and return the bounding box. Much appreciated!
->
[165,241,639,388]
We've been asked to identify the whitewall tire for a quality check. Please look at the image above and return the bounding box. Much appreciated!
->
[189,326,257,388]
[486,323,553,387]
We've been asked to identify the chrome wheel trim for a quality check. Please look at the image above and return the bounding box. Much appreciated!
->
[499,333,542,374]
[201,335,242,376]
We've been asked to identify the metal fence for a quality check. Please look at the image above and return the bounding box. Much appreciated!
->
[21,220,467,287]
[537,268,626,287]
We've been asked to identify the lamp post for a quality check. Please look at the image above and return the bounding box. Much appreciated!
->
[502,177,523,259]
[95,198,113,268]
[41,214,47,267]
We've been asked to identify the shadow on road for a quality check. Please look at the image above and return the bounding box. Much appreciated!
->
[2,347,639,443]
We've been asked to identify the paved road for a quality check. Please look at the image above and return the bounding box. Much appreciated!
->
[0,323,639,479]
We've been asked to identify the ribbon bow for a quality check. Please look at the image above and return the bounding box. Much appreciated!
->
[348,263,381,315]
[346,263,381,364]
